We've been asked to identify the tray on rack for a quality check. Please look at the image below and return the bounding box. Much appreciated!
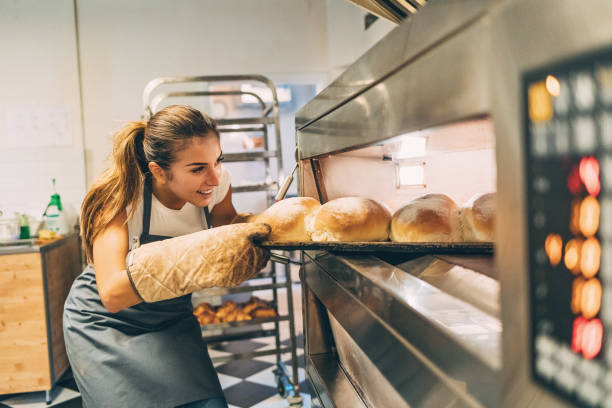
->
[261,241,494,255]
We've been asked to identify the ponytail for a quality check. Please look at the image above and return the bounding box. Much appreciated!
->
[81,121,147,263]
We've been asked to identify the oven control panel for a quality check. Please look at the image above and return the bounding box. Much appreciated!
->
[525,48,612,407]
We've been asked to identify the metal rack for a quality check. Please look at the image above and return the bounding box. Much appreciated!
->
[143,75,302,404]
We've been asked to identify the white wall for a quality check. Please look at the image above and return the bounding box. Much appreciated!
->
[0,0,85,231]
[76,0,330,187]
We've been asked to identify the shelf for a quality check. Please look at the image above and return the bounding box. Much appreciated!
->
[201,315,288,331]
[197,282,287,296]
[216,117,275,126]
[204,328,278,344]
[223,151,277,163]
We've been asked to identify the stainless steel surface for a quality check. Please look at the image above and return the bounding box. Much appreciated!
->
[261,241,493,254]
[489,0,612,407]
[303,251,499,407]
[296,0,490,146]
[296,0,612,406]
[307,354,368,408]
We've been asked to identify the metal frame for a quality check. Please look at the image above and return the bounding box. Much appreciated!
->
[295,0,612,407]
[142,75,300,402]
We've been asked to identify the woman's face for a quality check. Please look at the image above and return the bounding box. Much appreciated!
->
[164,134,223,208]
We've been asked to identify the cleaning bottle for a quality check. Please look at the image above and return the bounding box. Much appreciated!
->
[43,178,69,236]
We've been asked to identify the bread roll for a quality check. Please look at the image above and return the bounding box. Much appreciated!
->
[461,193,495,242]
[251,197,321,241]
[390,194,461,242]
[310,197,391,242]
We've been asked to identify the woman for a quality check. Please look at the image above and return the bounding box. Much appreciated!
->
[63,105,270,408]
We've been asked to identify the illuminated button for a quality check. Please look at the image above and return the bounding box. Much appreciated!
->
[582,318,604,359]
[529,81,553,122]
[536,355,558,380]
[581,238,601,278]
[580,197,600,237]
[546,75,561,97]
[579,157,601,197]
[576,380,603,406]
[571,278,585,315]
[573,116,597,153]
[581,279,602,319]
[601,198,612,240]
[597,64,612,106]
[571,72,596,111]
[531,123,550,156]
[553,119,570,154]
[570,198,582,235]
[565,238,583,274]
[555,368,579,392]
[544,234,563,266]
[602,114,612,150]
[573,316,587,352]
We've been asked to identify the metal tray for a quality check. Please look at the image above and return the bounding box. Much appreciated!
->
[260,241,494,254]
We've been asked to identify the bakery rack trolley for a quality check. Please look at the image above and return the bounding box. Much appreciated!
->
[143,75,302,404]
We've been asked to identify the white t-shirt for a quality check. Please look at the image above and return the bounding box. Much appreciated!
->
[126,167,231,250]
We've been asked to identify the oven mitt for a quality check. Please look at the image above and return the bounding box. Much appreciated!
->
[231,212,256,224]
[126,223,271,302]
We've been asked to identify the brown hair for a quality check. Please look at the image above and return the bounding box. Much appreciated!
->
[81,105,218,263]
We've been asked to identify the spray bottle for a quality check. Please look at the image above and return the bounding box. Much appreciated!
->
[43,178,69,236]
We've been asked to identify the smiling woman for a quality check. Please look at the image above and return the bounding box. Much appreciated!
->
[62,105,270,408]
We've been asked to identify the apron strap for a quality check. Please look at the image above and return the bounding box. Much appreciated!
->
[203,207,211,230]
[141,174,154,240]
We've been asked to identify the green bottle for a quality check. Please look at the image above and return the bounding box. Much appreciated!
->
[19,213,30,239]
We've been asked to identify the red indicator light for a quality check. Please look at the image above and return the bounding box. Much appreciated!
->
[572,317,604,359]
[572,316,587,353]
[579,156,601,197]
[582,318,603,359]
[568,166,583,195]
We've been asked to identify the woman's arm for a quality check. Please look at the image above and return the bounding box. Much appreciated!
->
[210,186,238,227]
[92,209,142,313]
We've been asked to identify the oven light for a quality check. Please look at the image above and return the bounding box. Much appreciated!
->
[581,278,602,320]
[396,163,425,188]
[572,316,587,353]
[579,156,601,197]
[546,75,561,97]
[568,166,583,195]
[545,233,563,266]
[580,196,600,237]
[571,277,585,315]
[581,318,603,360]
[581,238,601,279]
[565,238,583,274]
[570,198,582,235]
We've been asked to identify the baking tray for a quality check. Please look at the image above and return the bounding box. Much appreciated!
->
[260,241,494,255]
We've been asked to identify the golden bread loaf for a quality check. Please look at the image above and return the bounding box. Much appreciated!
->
[251,197,321,241]
[390,194,461,242]
[460,192,495,242]
[310,197,391,242]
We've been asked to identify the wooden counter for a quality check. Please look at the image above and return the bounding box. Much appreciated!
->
[0,235,82,396]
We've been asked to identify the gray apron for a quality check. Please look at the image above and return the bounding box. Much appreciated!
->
[63,175,223,408]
